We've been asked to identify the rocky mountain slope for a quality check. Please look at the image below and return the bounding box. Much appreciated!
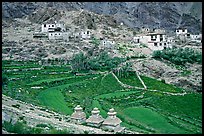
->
[2,2,202,34]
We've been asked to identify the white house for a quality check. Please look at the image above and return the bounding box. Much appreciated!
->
[190,34,202,42]
[176,28,188,36]
[166,37,174,48]
[80,30,91,39]
[140,27,150,33]
[48,32,69,41]
[101,38,115,48]
[135,32,168,51]
[42,24,56,33]
[133,36,140,44]
[48,32,63,40]
[41,21,66,33]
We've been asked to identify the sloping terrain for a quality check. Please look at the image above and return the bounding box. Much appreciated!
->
[2,60,202,134]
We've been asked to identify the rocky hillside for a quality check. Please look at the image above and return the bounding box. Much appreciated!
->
[2,2,202,34]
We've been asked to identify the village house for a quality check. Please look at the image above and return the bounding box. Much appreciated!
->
[164,36,174,48]
[102,108,124,132]
[175,28,202,43]
[41,21,66,33]
[86,107,104,127]
[48,31,69,41]
[101,38,115,48]
[133,32,168,51]
[190,34,202,43]
[80,30,91,39]
[133,36,140,44]
[132,28,173,50]
[70,105,86,124]
[176,28,188,36]
[34,21,69,41]
[175,28,190,41]
[140,27,150,33]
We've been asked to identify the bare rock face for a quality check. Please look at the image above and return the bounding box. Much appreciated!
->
[27,7,62,24]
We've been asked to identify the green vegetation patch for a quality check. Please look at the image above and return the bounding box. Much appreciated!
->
[37,85,73,115]
[123,107,188,134]
[141,76,183,93]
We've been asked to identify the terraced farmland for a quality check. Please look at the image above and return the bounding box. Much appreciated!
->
[2,60,202,134]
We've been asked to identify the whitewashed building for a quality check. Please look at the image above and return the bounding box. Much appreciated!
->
[140,27,150,33]
[176,28,188,36]
[80,30,91,39]
[166,37,174,48]
[48,32,69,41]
[41,21,66,33]
[133,36,140,44]
[190,34,202,42]
[135,32,168,51]
[101,38,115,48]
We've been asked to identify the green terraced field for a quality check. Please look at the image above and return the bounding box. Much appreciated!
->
[2,60,202,134]
[123,107,189,134]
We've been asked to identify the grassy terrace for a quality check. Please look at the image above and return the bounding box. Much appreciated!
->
[2,60,202,134]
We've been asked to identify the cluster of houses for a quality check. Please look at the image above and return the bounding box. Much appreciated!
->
[70,105,125,133]
[33,21,202,51]
[33,21,91,41]
[175,28,202,43]
[133,27,202,50]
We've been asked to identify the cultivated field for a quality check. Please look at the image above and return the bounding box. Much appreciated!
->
[2,60,202,134]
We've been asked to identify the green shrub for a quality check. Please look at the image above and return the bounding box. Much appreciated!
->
[152,47,202,65]
[70,51,126,72]
[36,123,51,128]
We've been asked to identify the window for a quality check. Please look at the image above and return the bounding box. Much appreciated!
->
[154,43,157,46]
[51,34,52,36]
[137,39,139,43]
[182,29,185,32]
[177,30,179,32]
[160,43,162,46]
[44,24,46,27]
[49,25,50,27]
[151,35,156,41]
[52,25,54,27]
